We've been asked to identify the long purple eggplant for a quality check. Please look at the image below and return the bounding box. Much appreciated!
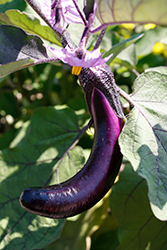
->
[20,88,123,219]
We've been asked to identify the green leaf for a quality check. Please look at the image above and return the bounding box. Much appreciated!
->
[112,44,137,68]
[110,163,167,250]
[0,0,26,13]
[90,207,119,250]
[0,25,58,77]
[145,66,167,75]
[0,10,61,45]
[0,91,20,118]
[135,27,167,57]
[95,0,167,26]
[0,0,13,4]
[0,105,86,250]
[0,128,17,150]
[104,33,143,65]
[119,71,167,221]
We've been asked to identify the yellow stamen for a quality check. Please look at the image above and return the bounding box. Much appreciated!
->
[72,66,82,75]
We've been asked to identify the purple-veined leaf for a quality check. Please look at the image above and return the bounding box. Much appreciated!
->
[0,105,86,250]
[110,163,167,250]
[95,0,167,26]
[0,25,59,77]
[119,71,167,221]
[0,10,61,45]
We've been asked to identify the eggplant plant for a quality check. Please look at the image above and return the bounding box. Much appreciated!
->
[20,88,123,218]
[0,0,167,250]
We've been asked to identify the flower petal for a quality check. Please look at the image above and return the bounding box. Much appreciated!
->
[40,0,84,33]
[46,45,112,68]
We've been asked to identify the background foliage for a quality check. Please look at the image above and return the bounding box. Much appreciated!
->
[0,0,167,249]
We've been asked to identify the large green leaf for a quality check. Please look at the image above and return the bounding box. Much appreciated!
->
[0,105,86,250]
[95,0,167,26]
[0,9,61,45]
[119,71,167,221]
[110,163,167,250]
[0,25,58,77]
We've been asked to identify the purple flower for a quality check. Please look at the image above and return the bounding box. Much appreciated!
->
[46,45,112,74]
[41,0,84,33]
[41,0,111,75]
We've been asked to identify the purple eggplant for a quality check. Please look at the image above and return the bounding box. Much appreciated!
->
[20,88,123,219]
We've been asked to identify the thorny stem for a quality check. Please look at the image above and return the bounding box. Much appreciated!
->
[93,28,107,50]
[71,0,87,26]
[79,26,89,48]
[25,0,61,39]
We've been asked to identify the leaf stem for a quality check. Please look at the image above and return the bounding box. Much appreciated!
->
[93,28,107,50]
[71,0,87,26]
[132,68,140,77]
[117,86,135,107]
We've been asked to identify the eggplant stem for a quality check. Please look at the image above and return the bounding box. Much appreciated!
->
[25,0,61,38]
[117,86,135,107]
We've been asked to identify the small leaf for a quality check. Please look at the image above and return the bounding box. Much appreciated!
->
[110,163,167,250]
[104,33,143,64]
[0,58,34,77]
[95,0,167,26]
[0,10,61,45]
[112,43,137,68]
[119,71,167,221]
[0,105,86,250]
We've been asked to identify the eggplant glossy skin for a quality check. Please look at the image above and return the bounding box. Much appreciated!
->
[20,88,123,219]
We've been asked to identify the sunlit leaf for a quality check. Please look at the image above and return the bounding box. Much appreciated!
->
[0,0,13,4]
[90,204,119,250]
[0,105,86,250]
[110,163,167,250]
[135,27,167,57]
[0,10,61,45]
[95,0,167,26]
[145,66,167,75]
[119,71,167,221]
